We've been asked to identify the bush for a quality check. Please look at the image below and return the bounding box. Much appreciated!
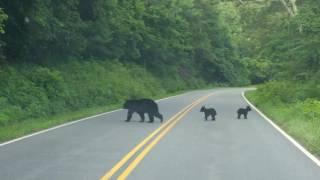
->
[241,57,272,84]
[0,67,49,120]
[255,80,320,104]
[297,99,320,121]
[0,59,209,127]
[248,82,320,156]
[253,81,296,103]
[0,97,23,126]
[59,60,167,110]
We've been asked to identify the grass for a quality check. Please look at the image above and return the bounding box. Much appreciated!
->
[245,90,320,157]
[0,89,189,143]
[0,104,121,143]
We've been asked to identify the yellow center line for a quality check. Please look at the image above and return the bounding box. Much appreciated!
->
[117,94,212,179]
[100,104,193,179]
[100,93,213,180]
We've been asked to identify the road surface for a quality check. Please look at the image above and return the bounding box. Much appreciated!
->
[0,88,319,180]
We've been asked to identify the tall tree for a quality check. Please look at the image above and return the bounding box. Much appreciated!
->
[0,7,7,61]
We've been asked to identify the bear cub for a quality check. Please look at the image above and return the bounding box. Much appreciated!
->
[123,99,163,123]
[237,106,251,119]
[200,106,217,121]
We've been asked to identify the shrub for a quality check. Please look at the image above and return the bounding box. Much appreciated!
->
[27,67,69,115]
[0,59,208,127]
[0,97,25,126]
[254,81,299,104]
[0,67,49,119]
[297,99,320,121]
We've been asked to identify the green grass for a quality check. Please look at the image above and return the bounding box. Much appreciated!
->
[1,60,208,143]
[246,90,320,157]
[0,89,189,143]
[0,104,120,142]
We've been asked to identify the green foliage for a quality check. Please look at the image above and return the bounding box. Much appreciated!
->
[235,0,320,82]
[0,60,205,127]
[241,57,273,84]
[253,81,298,103]
[0,66,50,119]
[0,96,21,126]
[252,80,320,104]
[0,0,256,129]
[0,8,7,34]
[28,67,69,115]
[0,7,7,61]
[298,99,320,121]
[0,0,318,122]
[0,0,249,85]
[247,85,320,156]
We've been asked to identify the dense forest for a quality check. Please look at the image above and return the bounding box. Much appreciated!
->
[0,0,319,149]
[0,0,249,127]
[238,0,320,155]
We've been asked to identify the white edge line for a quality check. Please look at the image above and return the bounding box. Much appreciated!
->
[242,91,320,167]
[0,92,189,147]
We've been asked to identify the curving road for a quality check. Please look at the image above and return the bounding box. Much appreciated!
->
[0,88,319,180]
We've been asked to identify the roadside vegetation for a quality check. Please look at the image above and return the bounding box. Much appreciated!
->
[0,61,202,142]
[0,0,245,142]
[241,0,320,157]
[246,81,320,157]
[0,0,319,156]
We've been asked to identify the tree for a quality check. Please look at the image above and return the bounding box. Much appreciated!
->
[0,7,7,61]
[0,8,7,33]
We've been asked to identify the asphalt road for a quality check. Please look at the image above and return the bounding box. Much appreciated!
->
[0,88,319,180]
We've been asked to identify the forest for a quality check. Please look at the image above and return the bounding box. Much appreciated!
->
[0,0,319,154]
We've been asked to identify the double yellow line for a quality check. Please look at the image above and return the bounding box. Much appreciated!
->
[100,93,214,180]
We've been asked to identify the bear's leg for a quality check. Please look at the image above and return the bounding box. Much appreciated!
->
[212,115,215,121]
[155,112,163,123]
[138,112,145,122]
[126,110,133,122]
[205,114,208,121]
[148,113,154,123]
[237,113,241,119]
[244,113,247,119]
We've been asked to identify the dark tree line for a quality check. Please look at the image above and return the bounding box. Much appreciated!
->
[0,0,248,85]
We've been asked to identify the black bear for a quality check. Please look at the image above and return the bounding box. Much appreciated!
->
[237,106,251,119]
[123,99,163,123]
[200,106,217,121]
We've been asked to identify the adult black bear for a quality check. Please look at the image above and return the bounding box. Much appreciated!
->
[123,99,163,123]
[237,106,251,119]
[200,106,217,121]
